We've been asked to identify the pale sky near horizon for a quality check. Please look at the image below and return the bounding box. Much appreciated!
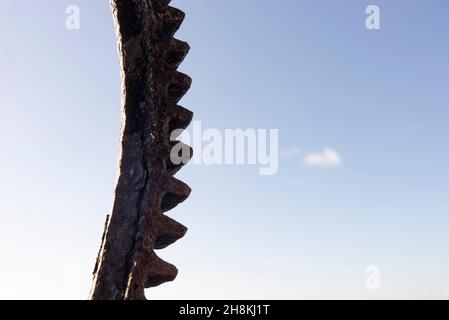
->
[1,0,449,299]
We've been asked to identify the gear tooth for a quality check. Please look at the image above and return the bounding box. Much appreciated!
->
[144,254,178,288]
[162,7,185,37]
[168,105,193,135]
[167,140,192,175]
[160,176,191,212]
[168,71,192,104]
[154,215,188,249]
[165,38,190,69]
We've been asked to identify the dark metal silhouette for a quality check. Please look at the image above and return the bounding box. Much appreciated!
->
[90,0,192,300]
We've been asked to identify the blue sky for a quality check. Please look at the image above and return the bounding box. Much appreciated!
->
[0,0,449,299]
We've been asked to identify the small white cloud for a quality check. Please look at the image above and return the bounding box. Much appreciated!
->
[303,148,342,168]
[281,147,302,158]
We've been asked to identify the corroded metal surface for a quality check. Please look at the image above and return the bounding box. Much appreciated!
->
[89,0,192,300]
